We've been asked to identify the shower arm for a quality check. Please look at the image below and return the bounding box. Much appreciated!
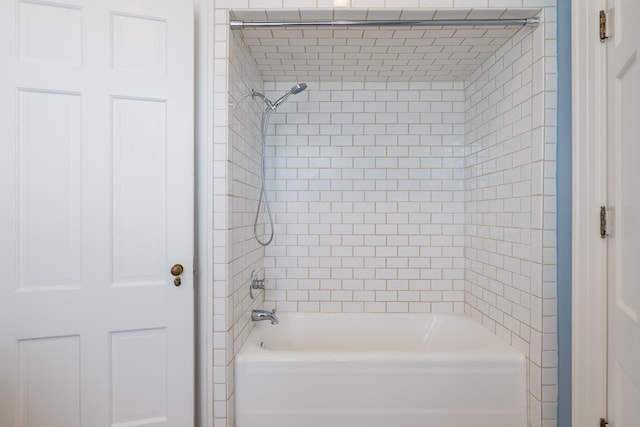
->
[251,89,275,110]
[252,84,307,111]
[272,91,293,109]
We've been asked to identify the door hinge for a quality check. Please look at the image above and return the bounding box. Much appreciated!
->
[600,418,608,427]
[600,10,609,42]
[600,206,607,238]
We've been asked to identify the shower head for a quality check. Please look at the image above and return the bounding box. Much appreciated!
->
[272,82,307,109]
[291,82,308,94]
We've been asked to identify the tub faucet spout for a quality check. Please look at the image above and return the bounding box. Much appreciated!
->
[252,308,279,325]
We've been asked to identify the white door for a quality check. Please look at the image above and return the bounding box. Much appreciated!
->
[0,0,194,426]
[607,0,640,426]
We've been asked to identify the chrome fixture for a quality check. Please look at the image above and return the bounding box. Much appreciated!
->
[249,269,267,299]
[272,82,307,109]
[251,83,308,247]
[230,17,541,29]
[251,308,279,325]
[251,83,307,112]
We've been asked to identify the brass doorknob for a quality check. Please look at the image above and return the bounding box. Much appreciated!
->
[170,264,184,276]
[171,264,184,286]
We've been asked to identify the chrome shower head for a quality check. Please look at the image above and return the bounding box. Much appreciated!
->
[291,82,307,94]
[272,82,308,109]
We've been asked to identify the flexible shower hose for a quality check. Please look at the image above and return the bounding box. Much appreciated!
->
[253,107,275,246]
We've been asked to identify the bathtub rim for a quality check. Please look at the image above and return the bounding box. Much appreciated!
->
[237,312,526,363]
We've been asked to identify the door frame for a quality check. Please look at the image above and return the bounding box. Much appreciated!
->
[192,1,612,426]
[195,0,214,426]
[572,0,608,426]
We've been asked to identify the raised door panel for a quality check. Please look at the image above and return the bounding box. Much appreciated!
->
[112,98,168,287]
[18,336,81,427]
[110,329,168,425]
[111,14,167,74]
[18,90,82,291]
[18,1,82,65]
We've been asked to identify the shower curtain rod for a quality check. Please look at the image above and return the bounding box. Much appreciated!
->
[230,17,541,29]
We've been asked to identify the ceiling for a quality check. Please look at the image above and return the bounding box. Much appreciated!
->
[231,8,540,82]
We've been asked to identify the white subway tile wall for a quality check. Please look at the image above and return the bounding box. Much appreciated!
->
[464,9,556,426]
[230,28,271,357]
[262,81,467,314]
[208,3,558,427]
[213,30,266,425]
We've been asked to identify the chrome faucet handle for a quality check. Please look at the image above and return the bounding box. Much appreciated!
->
[268,308,278,324]
[249,270,268,299]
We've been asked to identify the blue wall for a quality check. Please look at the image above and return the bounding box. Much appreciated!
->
[557,0,572,425]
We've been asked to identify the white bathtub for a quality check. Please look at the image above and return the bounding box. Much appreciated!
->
[235,313,526,427]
